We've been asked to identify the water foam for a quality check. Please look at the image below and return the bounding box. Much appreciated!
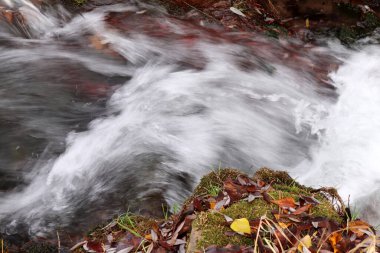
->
[295,46,380,225]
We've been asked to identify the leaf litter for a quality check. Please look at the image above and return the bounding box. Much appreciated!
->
[73,169,379,253]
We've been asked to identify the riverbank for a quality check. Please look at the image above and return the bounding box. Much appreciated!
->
[68,168,378,252]
[1,168,378,252]
[64,0,380,43]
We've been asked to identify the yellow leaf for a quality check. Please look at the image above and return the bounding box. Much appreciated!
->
[306,18,310,28]
[297,235,312,252]
[230,218,251,234]
[209,199,216,210]
[329,232,342,253]
[278,222,290,229]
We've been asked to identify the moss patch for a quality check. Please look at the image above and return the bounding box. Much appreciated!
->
[117,214,159,236]
[191,168,343,251]
[189,168,243,200]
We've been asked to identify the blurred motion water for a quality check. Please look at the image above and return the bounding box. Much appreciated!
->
[0,0,379,242]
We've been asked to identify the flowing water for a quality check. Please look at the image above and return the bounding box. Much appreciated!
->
[0,0,379,244]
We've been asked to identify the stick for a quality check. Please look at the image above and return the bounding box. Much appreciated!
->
[56,231,61,253]
[253,216,263,253]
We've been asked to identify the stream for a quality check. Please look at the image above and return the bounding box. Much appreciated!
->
[0,0,380,245]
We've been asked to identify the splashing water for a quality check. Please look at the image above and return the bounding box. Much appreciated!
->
[296,46,380,223]
[0,0,379,239]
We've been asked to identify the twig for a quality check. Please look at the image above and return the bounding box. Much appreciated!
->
[56,231,61,253]
[253,216,263,253]
[69,241,87,251]
[1,239,3,253]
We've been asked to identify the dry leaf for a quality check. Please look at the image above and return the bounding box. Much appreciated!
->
[230,218,251,234]
[272,197,297,209]
[293,204,312,215]
[348,220,371,237]
[297,235,312,252]
[329,232,343,253]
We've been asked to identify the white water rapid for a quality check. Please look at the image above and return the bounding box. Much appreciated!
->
[0,0,379,238]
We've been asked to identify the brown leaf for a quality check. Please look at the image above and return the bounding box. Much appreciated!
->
[83,241,105,253]
[292,204,312,215]
[299,195,320,206]
[167,220,185,246]
[116,232,142,251]
[271,197,296,209]
[179,214,196,234]
[348,220,371,237]
[223,178,245,201]
[3,10,13,23]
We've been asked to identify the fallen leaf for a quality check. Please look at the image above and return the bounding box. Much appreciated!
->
[223,214,233,223]
[230,218,251,235]
[348,220,371,237]
[299,196,320,206]
[297,235,312,252]
[167,220,185,245]
[84,241,105,253]
[224,179,244,201]
[209,199,216,210]
[293,204,312,215]
[4,10,13,23]
[329,232,343,253]
[272,197,297,209]
[151,229,158,242]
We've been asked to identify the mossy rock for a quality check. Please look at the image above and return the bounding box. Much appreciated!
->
[184,168,243,205]
[187,168,343,252]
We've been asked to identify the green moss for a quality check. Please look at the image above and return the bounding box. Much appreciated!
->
[194,199,273,249]
[70,0,86,5]
[191,168,243,197]
[338,26,359,44]
[254,167,309,190]
[363,12,380,28]
[117,214,158,236]
[191,168,344,250]
[312,200,342,222]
